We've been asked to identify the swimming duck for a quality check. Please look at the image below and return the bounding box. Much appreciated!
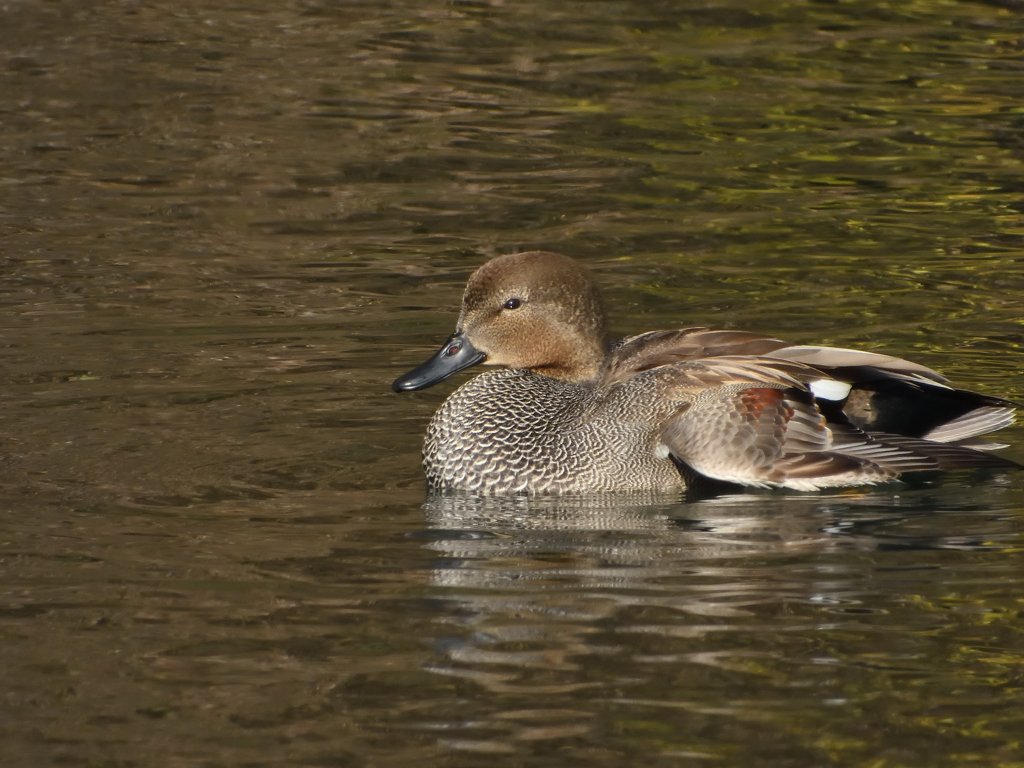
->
[393,251,1019,494]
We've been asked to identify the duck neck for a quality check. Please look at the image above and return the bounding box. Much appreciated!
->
[532,334,607,384]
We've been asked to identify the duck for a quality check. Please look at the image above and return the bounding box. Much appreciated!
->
[393,251,1019,494]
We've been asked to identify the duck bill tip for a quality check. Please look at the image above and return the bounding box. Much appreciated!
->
[392,332,485,392]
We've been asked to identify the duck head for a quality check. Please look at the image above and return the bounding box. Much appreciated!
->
[393,251,609,392]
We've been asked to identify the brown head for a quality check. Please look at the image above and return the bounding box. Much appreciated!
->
[393,251,609,391]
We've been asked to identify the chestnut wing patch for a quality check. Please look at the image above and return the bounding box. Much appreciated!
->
[657,363,940,490]
[662,384,851,487]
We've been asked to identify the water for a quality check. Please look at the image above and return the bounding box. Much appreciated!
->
[2,0,1024,765]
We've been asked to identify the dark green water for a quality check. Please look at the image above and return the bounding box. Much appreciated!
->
[2,1,1024,765]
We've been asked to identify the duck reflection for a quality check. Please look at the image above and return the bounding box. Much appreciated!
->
[421,482,1010,567]
[416,492,858,705]
[412,482,1018,753]
[422,488,869,583]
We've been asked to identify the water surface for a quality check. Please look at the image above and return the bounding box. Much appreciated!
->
[2,1,1024,765]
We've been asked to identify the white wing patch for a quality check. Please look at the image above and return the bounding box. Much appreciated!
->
[809,379,852,401]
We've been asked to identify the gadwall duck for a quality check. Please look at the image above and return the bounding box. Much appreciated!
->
[393,251,1019,494]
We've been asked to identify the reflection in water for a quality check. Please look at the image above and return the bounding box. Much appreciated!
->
[413,481,1024,756]
[424,490,835,591]
[2,0,1024,765]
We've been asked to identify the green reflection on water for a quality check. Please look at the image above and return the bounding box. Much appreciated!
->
[1,0,1024,767]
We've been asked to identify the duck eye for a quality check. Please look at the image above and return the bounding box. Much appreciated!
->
[502,298,522,310]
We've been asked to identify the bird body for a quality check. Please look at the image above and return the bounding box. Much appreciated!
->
[394,252,1018,494]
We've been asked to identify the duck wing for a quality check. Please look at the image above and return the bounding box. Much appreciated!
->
[604,330,946,386]
[602,328,791,386]
[605,329,1017,446]
[762,345,1016,442]
[656,357,1019,491]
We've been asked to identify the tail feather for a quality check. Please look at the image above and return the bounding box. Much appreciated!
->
[924,406,1016,443]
